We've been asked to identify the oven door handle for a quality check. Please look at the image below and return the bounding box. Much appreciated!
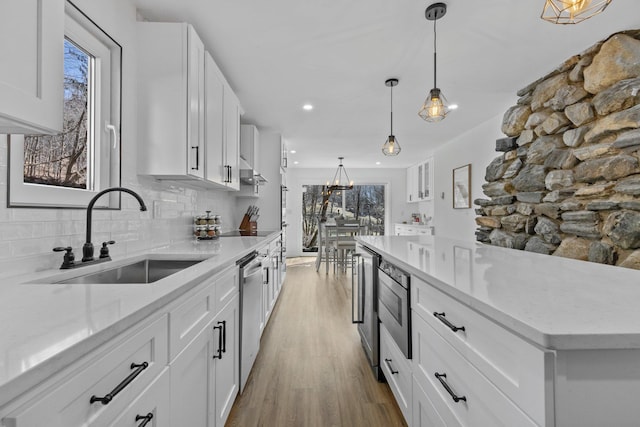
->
[351,253,364,324]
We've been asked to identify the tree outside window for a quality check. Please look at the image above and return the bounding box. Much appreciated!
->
[23,39,91,189]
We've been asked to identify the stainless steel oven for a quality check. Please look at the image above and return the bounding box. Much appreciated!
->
[378,259,411,359]
[352,243,382,380]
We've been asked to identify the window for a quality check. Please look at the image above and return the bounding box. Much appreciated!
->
[302,184,386,252]
[8,1,122,208]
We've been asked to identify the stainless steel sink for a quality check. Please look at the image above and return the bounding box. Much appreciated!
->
[52,259,204,284]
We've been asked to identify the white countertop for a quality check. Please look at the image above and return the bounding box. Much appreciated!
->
[356,235,640,351]
[0,232,280,408]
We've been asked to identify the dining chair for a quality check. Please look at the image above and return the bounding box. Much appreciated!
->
[315,222,338,274]
[332,224,360,273]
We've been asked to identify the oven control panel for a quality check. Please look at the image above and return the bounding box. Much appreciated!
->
[379,259,410,289]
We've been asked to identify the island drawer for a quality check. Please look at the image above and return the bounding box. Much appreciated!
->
[412,311,539,427]
[412,276,551,426]
[4,315,168,427]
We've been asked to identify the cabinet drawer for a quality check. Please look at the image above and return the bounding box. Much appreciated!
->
[108,367,170,427]
[5,315,168,427]
[412,312,538,427]
[412,276,551,426]
[214,265,239,314]
[169,277,217,360]
[380,324,411,424]
[412,375,452,427]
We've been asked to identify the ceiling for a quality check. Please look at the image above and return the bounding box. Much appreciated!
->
[131,0,639,169]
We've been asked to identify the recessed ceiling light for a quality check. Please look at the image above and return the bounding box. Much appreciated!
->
[290,150,297,154]
[303,104,313,111]
[376,161,381,165]
[294,161,299,165]
[449,104,459,110]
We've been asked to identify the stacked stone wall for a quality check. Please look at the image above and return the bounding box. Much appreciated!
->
[475,30,640,270]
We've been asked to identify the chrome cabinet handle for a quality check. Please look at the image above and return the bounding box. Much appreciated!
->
[90,362,149,405]
[384,358,398,375]
[213,323,223,359]
[435,372,467,403]
[433,312,466,333]
[136,413,153,427]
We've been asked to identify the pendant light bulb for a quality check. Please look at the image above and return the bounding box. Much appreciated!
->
[418,3,452,123]
[541,0,612,24]
[382,78,401,156]
[419,88,451,122]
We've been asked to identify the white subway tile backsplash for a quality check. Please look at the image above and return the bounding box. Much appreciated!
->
[0,183,237,278]
[0,133,237,279]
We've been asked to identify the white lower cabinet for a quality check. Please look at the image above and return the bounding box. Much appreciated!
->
[412,375,448,427]
[108,368,170,427]
[412,310,538,427]
[214,294,239,426]
[3,314,168,427]
[394,224,434,236]
[170,319,216,427]
[2,263,241,427]
[380,324,412,423]
[169,267,240,427]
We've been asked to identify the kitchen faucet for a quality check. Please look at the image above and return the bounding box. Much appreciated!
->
[53,187,147,268]
[82,187,147,262]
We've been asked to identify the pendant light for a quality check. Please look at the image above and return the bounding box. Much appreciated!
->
[327,157,353,191]
[382,78,401,156]
[541,0,612,24]
[418,2,452,123]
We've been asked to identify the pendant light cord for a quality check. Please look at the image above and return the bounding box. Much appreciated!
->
[433,17,437,89]
[390,84,394,135]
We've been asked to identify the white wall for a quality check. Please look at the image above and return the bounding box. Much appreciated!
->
[235,130,282,231]
[285,167,411,256]
[417,113,507,241]
[0,0,239,278]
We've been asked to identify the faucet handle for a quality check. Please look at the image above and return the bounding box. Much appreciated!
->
[53,247,75,269]
[100,241,116,259]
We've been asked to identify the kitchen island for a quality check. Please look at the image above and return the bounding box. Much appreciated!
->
[357,235,640,427]
[0,231,280,425]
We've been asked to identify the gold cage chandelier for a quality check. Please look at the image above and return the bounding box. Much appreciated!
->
[541,0,613,24]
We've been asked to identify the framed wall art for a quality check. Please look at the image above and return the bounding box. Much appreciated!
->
[452,164,471,209]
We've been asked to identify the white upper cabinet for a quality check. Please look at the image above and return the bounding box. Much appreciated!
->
[204,52,226,187]
[407,164,418,203]
[137,22,206,181]
[223,85,241,190]
[0,0,64,134]
[407,158,434,203]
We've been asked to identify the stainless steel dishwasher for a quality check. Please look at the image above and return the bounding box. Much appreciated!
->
[237,251,264,392]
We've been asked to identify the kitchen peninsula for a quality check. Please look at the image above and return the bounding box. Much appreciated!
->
[357,234,640,427]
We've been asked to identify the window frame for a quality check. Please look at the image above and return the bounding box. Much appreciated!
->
[7,0,122,209]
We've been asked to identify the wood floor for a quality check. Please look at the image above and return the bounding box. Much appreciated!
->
[226,257,407,427]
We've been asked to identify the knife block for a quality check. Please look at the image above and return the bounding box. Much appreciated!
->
[239,214,250,231]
